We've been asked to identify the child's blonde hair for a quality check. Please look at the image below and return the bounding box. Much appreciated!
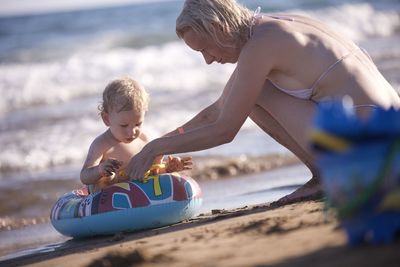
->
[99,77,149,113]
[176,0,252,48]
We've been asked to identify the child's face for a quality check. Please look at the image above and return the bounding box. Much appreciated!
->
[102,109,145,143]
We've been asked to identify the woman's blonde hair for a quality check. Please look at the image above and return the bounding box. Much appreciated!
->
[176,0,253,48]
[99,77,149,114]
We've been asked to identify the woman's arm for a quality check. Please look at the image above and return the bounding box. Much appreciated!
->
[164,101,221,137]
[154,45,272,152]
[126,34,278,180]
[163,68,238,137]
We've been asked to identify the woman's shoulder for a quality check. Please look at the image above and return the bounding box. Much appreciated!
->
[246,13,342,56]
[240,18,294,60]
[260,13,351,47]
[237,14,316,73]
[250,16,299,46]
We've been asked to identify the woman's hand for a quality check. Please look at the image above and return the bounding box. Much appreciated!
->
[165,155,193,173]
[126,145,156,181]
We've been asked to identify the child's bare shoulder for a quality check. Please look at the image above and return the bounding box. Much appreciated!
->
[90,130,116,153]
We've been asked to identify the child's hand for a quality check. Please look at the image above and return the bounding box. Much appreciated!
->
[98,158,123,179]
[165,155,193,173]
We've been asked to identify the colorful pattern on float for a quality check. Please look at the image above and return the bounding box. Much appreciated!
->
[311,98,400,245]
[50,173,202,238]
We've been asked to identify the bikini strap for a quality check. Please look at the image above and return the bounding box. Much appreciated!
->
[252,6,262,21]
[310,48,361,90]
[249,7,262,38]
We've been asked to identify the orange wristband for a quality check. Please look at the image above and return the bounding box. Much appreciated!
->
[177,127,185,134]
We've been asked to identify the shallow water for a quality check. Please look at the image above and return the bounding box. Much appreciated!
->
[199,164,310,213]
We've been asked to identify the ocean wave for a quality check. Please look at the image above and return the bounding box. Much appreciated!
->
[0,46,232,173]
[1,3,398,114]
[0,42,233,114]
[298,3,400,42]
[0,115,274,176]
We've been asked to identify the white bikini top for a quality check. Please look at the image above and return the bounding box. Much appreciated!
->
[250,7,369,100]
[269,47,365,100]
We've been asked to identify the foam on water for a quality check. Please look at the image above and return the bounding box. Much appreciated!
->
[296,3,400,42]
[0,42,233,113]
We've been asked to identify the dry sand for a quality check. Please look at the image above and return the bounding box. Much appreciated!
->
[3,200,399,267]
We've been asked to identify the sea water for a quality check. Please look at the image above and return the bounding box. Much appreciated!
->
[1,0,399,181]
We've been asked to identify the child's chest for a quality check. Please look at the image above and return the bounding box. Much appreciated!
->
[103,139,146,168]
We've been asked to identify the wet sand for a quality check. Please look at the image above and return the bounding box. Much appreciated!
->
[2,201,400,267]
[0,153,300,231]
[1,156,399,266]
[0,162,309,260]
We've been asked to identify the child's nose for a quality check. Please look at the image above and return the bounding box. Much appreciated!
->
[131,127,139,136]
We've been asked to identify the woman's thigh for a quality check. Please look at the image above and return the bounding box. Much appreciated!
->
[255,81,317,152]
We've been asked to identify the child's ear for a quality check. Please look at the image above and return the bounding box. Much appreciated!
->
[101,111,110,126]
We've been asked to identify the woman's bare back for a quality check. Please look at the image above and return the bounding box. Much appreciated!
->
[256,13,400,109]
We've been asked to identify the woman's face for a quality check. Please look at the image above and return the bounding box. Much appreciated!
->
[182,28,240,65]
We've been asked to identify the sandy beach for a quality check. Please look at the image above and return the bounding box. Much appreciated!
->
[2,200,399,267]
[1,158,400,267]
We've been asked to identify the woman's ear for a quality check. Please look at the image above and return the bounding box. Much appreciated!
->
[101,111,110,126]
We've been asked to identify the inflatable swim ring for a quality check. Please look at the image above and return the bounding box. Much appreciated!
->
[50,173,202,238]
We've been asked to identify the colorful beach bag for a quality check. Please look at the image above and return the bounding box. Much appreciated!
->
[311,98,400,245]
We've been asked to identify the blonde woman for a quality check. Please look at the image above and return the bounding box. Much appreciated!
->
[126,0,400,204]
